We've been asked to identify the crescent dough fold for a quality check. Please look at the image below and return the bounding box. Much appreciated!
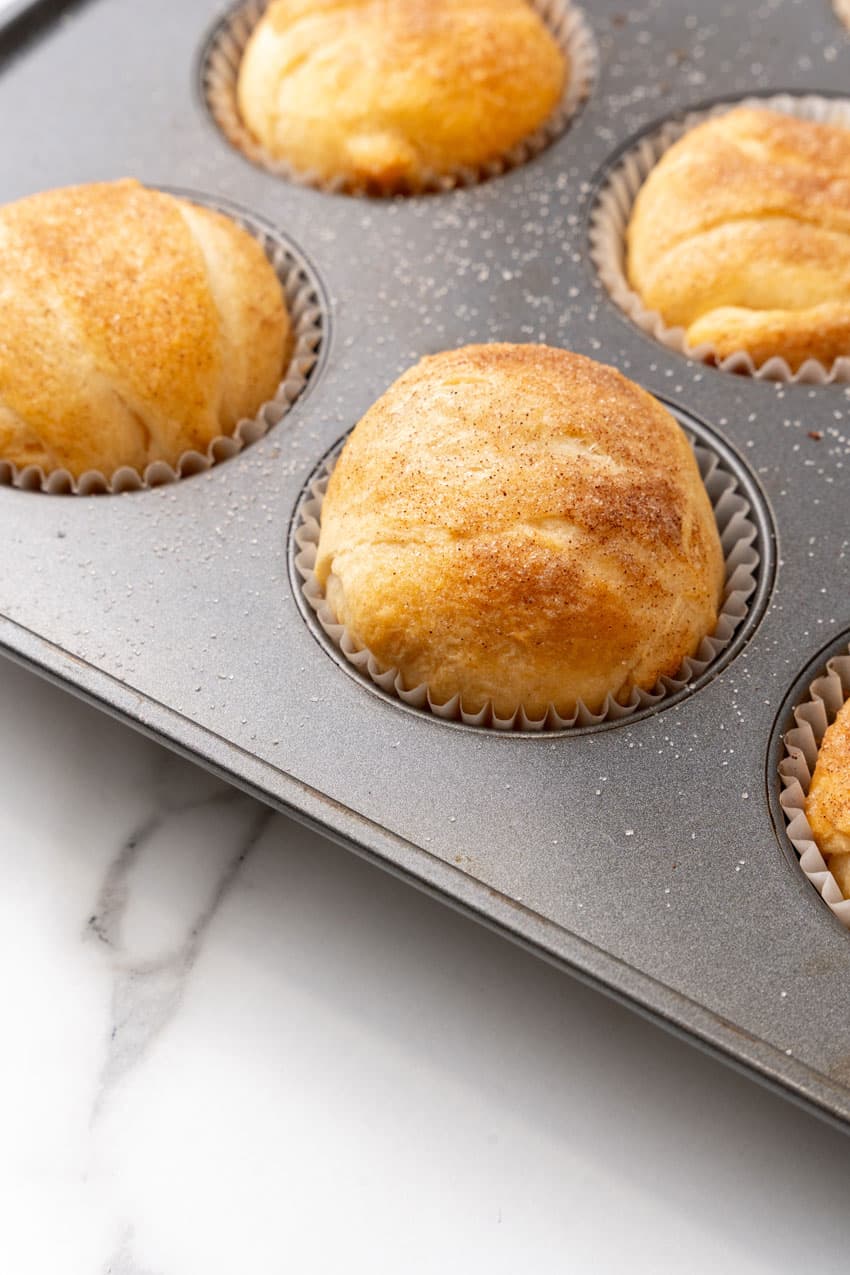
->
[626,108,850,370]
[0,180,290,478]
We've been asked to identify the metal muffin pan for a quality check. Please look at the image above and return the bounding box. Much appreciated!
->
[1,0,850,1127]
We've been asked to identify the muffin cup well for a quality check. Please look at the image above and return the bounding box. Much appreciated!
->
[0,195,325,496]
[292,435,761,732]
[200,0,597,196]
[589,93,850,385]
[778,648,850,927]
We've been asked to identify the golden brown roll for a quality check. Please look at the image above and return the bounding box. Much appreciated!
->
[0,179,290,479]
[236,0,568,191]
[315,344,725,719]
[626,107,850,371]
[806,697,850,898]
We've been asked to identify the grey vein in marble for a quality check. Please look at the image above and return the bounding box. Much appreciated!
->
[85,787,273,1116]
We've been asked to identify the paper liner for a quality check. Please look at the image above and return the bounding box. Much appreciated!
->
[778,648,850,926]
[292,436,761,732]
[201,0,596,196]
[0,195,325,496]
[589,92,850,385]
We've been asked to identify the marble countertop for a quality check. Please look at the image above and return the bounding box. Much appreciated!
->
[2,652,849,1275]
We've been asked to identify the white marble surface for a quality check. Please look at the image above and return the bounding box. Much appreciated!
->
[1,652,849,1275]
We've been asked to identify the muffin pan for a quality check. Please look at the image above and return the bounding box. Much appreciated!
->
[2,0,850,1128]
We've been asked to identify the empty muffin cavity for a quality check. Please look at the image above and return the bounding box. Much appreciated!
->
[290,414,767,733]
[0,194,325,495]
[778,646,850,928]
[589,93,850,385]
[200,0,596,195]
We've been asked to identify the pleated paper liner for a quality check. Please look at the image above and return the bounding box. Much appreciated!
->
[200,0,597,196]
[779,648,850,928]
[589,92,850,385]
[293,435,761,732]
[0,194,325,496]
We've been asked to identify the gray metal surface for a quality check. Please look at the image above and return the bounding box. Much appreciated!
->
[2,0,850,1125]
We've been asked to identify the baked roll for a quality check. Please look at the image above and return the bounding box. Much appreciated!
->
[806,697,850,898]
[626,108,850,371]
[236,0,568,191]
[315,344,724,719]
[0,180,290,479]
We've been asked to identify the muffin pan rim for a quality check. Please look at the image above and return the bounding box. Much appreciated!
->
[584,86,850,387]
[0,185,332,495]
[195,0,598,197]
[768,629,850,924]
[287,400,778,737]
